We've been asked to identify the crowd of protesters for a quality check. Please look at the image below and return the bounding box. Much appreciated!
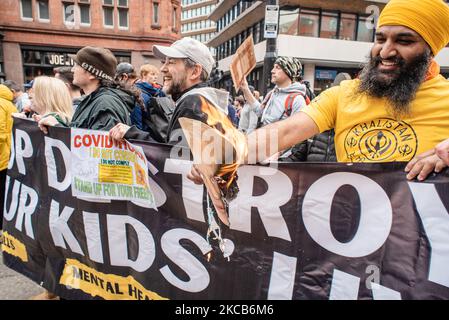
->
[1,0,449,299]
[3,41,319,142]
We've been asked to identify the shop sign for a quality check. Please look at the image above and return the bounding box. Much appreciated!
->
[315,69,337,80]
[46,53,75,66]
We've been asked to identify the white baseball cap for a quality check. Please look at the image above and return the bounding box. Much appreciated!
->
[153,38,215,76]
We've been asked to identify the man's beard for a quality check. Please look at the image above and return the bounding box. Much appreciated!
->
[358,50,432,119]
[164,76,187,100]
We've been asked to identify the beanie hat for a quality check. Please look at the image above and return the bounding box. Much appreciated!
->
[275,57,303,81]
[69,46,117,81]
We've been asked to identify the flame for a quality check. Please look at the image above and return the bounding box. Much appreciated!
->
[199,96,246,190]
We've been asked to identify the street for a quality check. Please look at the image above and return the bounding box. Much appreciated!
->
[0,254,44,300]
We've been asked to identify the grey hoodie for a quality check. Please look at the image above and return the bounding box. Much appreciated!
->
[238,103,258,133]
[249,82,307,127]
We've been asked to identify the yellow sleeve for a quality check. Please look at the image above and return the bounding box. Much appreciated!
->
[0,109,7,144]
[0,104,17,139]
[0,106,7,133]
[300,85,340,133]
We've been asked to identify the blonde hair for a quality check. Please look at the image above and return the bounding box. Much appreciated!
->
[140,64,159,78]
[33,76,73,121]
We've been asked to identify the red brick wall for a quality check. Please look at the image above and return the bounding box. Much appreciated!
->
[1,0,181,40]
[0,0,181,82]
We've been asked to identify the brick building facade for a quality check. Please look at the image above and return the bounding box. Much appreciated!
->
[0,0,181,84]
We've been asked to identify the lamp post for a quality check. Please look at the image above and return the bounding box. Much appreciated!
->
[260,0,279,95]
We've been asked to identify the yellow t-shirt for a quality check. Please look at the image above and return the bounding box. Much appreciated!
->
[301,75,449,162]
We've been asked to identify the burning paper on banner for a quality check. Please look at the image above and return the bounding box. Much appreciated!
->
[70,129,155,207]
[179,117,247,227]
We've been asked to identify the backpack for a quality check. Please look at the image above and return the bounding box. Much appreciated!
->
[256,91,307,128]
[141,96,175,143]
[302,80,316,103]
[280,91,309,119]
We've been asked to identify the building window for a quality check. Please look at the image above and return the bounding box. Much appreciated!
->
[253,22,259,44]
[339,13,356,41]
[118,9,128,28]
[299,9,319,38]
[258,20,264,42]
[279,7,299,36]
[320,11,338,39]
[103,0,114,27]
[152,1,160,25]
[62,1,90,26]
[0,63,4,83]
[37,0,50,21]
[63,3,74,24]
[231,37,237,54]
[79,3,91,25]
[20,0,33,20]
[225,41,229,57]
[103,7,114,27]
[118,0,128,29]
[357,15,375,42]
[173,7,178,30]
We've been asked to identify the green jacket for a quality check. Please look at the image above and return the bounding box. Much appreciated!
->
[70,86,135,130]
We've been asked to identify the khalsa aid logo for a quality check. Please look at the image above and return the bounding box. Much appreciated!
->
[344,118,418,162]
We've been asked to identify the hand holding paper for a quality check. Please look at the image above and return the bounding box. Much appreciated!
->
[230,35,257,92]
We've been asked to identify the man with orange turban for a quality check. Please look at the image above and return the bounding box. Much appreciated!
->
[188,0,449,202]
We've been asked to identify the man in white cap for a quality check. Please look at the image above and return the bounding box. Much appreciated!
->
[110,37,231,146]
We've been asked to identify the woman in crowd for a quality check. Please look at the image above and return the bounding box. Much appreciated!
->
[14,76,73,129]
[12,76,73,300]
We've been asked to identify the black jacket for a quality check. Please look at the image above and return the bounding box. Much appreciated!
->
[284,130,336,162]
[70,86,135,130]
[125,83,208,145]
